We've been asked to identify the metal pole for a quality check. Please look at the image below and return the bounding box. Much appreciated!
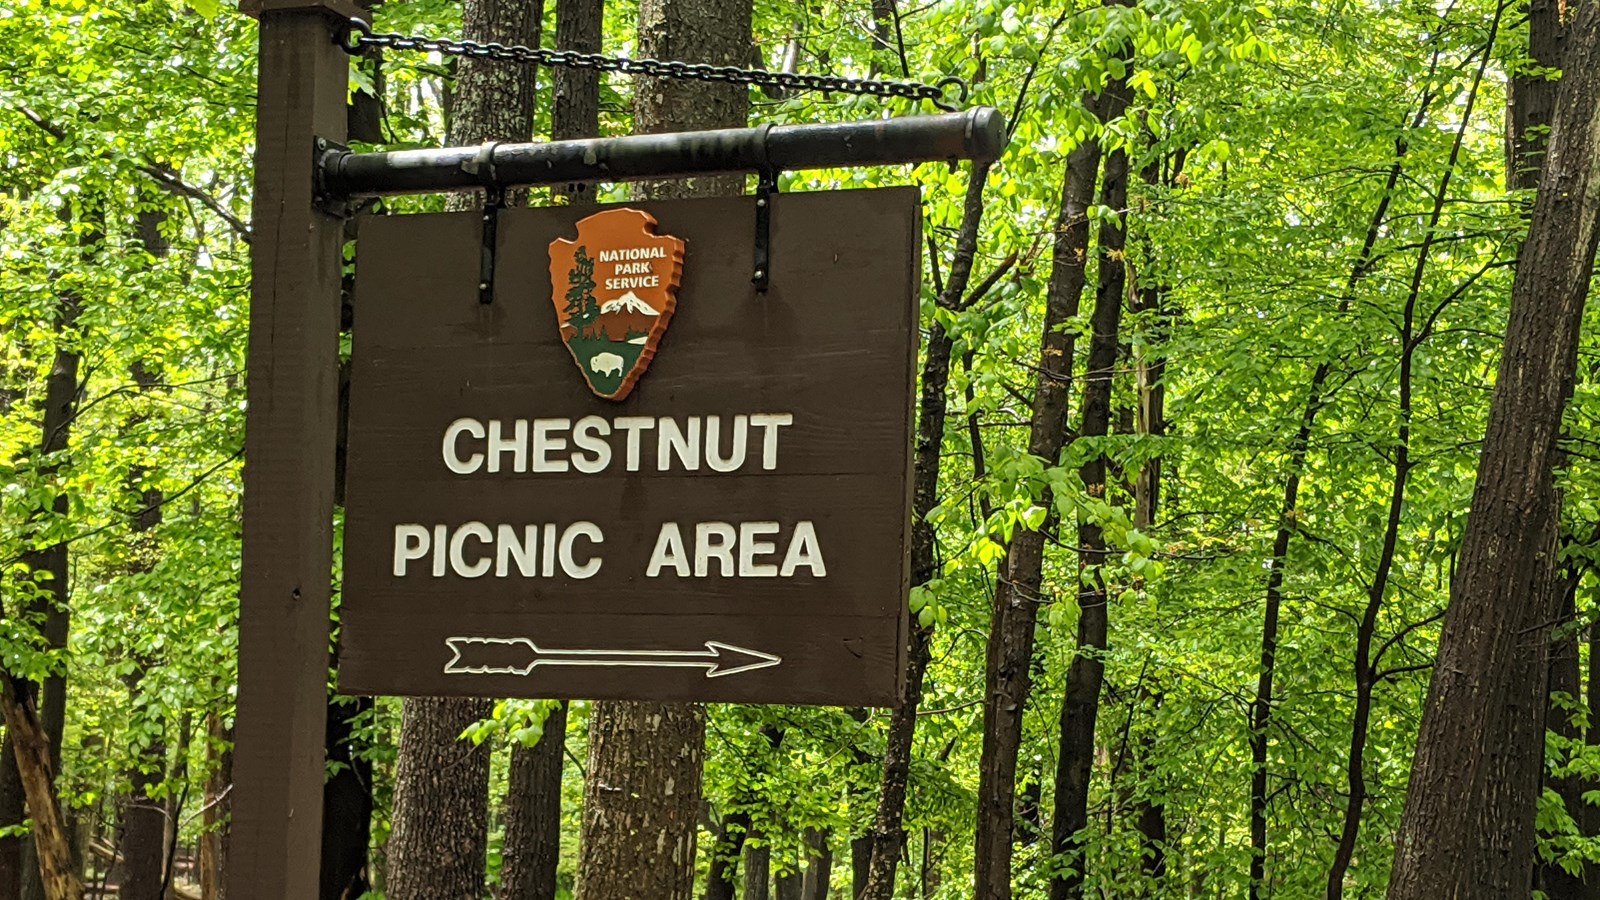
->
[320,107,1007,198]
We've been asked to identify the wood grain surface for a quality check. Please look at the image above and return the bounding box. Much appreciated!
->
[340,188,919,705]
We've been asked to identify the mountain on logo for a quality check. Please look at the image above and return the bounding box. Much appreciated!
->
[601,291,658,316]
[592,290,661,342]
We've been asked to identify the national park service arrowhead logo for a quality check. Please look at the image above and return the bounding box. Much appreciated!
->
[548,209,685,401]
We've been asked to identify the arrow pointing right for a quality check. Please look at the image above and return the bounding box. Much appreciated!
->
[443,636,783,678]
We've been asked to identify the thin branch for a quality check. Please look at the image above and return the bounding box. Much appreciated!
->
[11,104,252,241]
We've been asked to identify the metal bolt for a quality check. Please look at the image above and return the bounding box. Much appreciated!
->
[752,269,765,280]
[756,196,768,207]
[479,282,490,290]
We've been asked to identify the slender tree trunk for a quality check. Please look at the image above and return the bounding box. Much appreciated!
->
[0,752,19,900]
[386,1,537,896]
[775,857,801,900]
[801,829,830,900]
[1128,149,1179,887]
[973,6,1129,895]
[743,837,770,900]
[575,0,748,895]
[117,699,166,900]
[199,712,231,900]
[1324,33,1496,896]
[501,703,566,900]
[320,696,372,900]
[705,810,750,900]
[498,5,600,895]
[860,160,994,900]
[1388,4,1600,895]
[1246,70,1440,896]
[1539,578,1586,900]
[1049,90,1133,900]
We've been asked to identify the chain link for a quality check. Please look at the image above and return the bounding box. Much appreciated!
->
[336,18,967,112]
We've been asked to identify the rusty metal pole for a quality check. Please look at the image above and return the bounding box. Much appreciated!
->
[231,1,356,896]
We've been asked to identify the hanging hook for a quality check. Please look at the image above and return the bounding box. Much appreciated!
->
[468,142,505,305]
[752,167,779,294]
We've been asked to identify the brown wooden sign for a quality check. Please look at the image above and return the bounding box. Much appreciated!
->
[339,188,919,706]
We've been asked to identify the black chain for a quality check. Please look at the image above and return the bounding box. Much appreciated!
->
[336,18,968,112]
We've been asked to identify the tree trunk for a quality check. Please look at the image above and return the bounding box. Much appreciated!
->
[1128,148,1179,886]
[320,697,373,900]
[1049,89,1132,900]
[775,859,801,900]
[386,699,494,899]
[500,703,566,900]
[800,829,830,900]
[1246,71,1437,899]
[743,838,769,900]
[386,1,538,895]
[973,6,1129,896]
[1539,578,1586,900]
[860,159,994,900]
[0,748,19,900]
[575,0,748,896]
[1508,0,1569,192]
[1387,4,1600,895]
[705,810,750,900]
[551,0,604,198]
[118,702,166,900]
[0,679,79,900]
[497,4,600,894]
[199,712,231,900]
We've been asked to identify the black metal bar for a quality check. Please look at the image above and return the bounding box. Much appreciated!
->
[320,108,1006,198]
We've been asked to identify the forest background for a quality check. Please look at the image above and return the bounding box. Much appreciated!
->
[2,0,1599,897]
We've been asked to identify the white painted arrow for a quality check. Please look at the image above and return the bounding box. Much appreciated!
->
[443,636,782,679]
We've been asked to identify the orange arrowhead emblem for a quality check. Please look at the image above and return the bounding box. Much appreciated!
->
[548,208,686,401]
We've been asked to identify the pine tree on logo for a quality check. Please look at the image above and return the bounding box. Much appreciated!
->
[564,246,601,338]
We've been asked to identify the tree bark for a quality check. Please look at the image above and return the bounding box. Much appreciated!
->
[551,0,604,199]
[497,4,600,895]
[973,6,1129,895]
[1049,87,1132,900]
[0,680,79,900]
[743,838,769,900]
[117,704,166,900]
[575,0,748,896]
[1508,0,1569,192]
[199,712,231,900]
[859,160,994,900]
[320,697,372,900]
[1388,3,1600,895]
[1539,578,1586,900]
[386,1,538,896]
[704,810,750,900]
[800,829,830,900]
[0,747,19,900]
[500,703,566,900]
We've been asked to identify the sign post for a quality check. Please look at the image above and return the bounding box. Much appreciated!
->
[231,2,357,897]
[231,5,1001,886]
[339,189,921,706]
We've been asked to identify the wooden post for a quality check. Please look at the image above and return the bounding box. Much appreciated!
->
[230,1,356,896]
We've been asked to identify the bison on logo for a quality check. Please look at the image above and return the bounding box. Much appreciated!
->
[548,208,685,401]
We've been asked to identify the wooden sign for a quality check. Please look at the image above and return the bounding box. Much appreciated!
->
[339,188,919,706]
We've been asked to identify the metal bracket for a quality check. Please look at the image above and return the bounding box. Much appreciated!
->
[752,167,779,293]
[312,136,353,217]
[467,142,505,305]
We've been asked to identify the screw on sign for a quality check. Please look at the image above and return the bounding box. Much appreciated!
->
[337,188,921,707]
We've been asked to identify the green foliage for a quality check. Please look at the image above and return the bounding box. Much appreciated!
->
[0,0,1588,895]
